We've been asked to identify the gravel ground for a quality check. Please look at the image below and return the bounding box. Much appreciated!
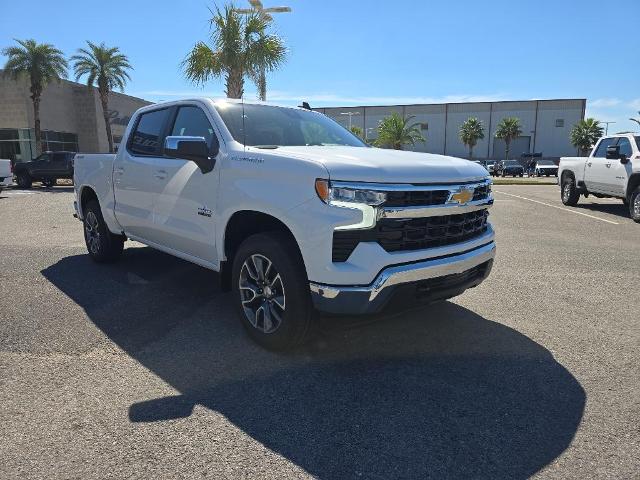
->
[0,184,638,479]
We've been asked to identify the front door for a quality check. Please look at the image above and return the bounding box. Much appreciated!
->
[607,137,633,197]
[113,107,171,240]
[151,105,220,264]
[584,137,616,193]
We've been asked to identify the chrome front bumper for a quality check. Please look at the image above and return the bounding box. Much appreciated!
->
[309,241,496,315]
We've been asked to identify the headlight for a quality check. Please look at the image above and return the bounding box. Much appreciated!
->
[315,179,387,206]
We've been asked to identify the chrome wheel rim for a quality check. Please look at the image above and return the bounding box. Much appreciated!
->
[84,211,101,255]
[239,254,285,334]
[563,182,571,201]
[634,195,640,218]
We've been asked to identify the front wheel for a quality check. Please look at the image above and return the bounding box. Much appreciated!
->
[629,186,640,223]
[232,232,312,350]
[83,200,124,263]
[561,175,580,206]
[16,173,32,189]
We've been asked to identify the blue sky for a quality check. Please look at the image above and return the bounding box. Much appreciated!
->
[2,0,639,131]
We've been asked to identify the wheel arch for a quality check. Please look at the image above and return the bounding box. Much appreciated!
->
[220,210,306,291]
[78,185,99,219]
[626,173,640,200]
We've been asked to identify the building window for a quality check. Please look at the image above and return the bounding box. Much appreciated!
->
[0,128,34,162]
[42,130,79,152]
[419,122,429,131]
[555,119,564,128]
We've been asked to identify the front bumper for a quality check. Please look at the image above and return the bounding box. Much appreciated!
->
[309,241,495,314]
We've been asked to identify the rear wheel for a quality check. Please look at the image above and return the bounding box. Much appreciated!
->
[83,200,124,263]
[42,178,56,188]
[16,173,32,189]
[629,186,640,223]
[232,232,312,350]
[561,175,580,206]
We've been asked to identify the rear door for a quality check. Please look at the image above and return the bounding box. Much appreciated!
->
[150,104,221,263]
[50,152,70,177]
[584,137,616,193]
[113,107,171,240]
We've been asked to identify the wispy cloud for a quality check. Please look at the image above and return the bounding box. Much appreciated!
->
[589,98,622,108]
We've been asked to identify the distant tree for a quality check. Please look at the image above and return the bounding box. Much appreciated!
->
[2,39,68,154]
[459,117,485,159]
[495,117,522,160]
[350,125,364,139]
[629,111,640,128]
[375,113,425,150]
[570,118,604,156]
[71,41,132,153]
[182,4,286,100]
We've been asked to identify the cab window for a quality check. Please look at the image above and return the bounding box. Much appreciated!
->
[616,138,633,157]
[593,138,616,157]
[170,106,217,149]
[128,108,170,156]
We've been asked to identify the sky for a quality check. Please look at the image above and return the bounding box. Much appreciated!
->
[1,0,639,132]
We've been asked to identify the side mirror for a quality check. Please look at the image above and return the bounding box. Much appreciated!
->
[620,155,630,164]
[606,145,621,160]
[164,136,217,173]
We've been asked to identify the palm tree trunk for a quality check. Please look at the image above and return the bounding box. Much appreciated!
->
[469,145,473,159]
[258,69,267,102]
[99,90,114,153]
[505,140,510,160]
[225,68,244,99]
[30,84,43,155]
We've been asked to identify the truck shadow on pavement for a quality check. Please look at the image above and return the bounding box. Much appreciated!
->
[42,247,585,480]
[575,201,630,219]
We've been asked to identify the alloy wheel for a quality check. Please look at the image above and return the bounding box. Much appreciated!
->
[84,211,101,255]
[239,254,286,334]
[634,194,640,218]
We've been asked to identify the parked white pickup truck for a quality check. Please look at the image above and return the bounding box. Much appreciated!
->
[559,133,640,222]
[73,99,496,349]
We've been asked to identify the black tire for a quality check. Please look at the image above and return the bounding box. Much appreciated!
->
[16,173,32,189]
[42,178,56,188]
[82,199,124,263]
[232,231,312,350]
[519,173,523,177]
[561,175,580,206]
[629,186,640,223]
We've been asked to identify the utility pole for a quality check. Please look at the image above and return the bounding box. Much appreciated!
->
[235,0,291,101]
[602,121,616,135]
[340,111,360,130]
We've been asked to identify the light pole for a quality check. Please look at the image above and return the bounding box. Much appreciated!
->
[340,111,360,130]
[602,121,616,135]
[235,0,291,102]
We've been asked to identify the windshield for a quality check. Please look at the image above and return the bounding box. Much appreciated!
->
[214,103,367,148]
[504,160,520,166]
[537,160,555,165]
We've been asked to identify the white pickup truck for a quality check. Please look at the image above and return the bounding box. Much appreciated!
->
[559,133,640,222]
[73,98,496,349]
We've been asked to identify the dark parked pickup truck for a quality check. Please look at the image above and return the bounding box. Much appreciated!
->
[13,151,75,188]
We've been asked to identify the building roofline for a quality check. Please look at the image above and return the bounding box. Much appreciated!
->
[318,98,587,110]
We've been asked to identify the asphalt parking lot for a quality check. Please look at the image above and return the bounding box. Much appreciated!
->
[0,184,638,479]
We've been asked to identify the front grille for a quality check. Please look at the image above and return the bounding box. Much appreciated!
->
[383,183,490,208]
[332,209,489,262]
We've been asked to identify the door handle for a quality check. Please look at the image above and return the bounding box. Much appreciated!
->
[114,167,124,175]
[605,163,611,168]
[154,170,167,180]
[587,162,592,167]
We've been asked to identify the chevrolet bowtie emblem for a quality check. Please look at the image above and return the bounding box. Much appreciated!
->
[449,188,474,205]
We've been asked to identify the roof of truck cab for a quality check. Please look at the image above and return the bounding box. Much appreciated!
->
[137,97,311,112]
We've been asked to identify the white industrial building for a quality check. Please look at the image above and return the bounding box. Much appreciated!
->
[317,99,585,160]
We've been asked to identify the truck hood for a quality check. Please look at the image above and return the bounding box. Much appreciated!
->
[273,146,489,184]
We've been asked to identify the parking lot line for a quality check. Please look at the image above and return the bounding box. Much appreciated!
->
[493,190,620,225]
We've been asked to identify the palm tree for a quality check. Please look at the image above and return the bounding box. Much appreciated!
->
[375,113,425,150]
[570,118,603,156]
[71,41,132,153]
[629,111,640,128]
[459,117,485,159]
[183,4,286,99]
[2,39,68,154]
[495,117,522,160]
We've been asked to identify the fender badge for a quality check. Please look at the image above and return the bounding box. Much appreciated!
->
[198,206,212,217]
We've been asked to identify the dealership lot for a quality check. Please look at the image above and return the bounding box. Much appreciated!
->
[0,185,638,479]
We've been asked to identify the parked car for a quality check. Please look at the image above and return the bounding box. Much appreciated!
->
[559,133,640,222]
[73,99,496,350]
[485,161,496,175]
[494,160,524,177]
[0,159,12,193]
[535,159,558,177]
[13,151,75,189]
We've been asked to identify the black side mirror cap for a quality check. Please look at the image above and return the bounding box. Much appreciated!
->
[164,136,216,174]
[620,155,630,164]
[605,145,621,160]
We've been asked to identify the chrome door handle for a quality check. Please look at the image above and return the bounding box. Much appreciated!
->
[587,162,592,167]
[154,170,167,180]
[114,167,124,175]
[605,163,611,168]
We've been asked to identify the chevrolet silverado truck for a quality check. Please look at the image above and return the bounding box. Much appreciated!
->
[559,133,640,222]
[14,151,75,188]
[73,99,496,349]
